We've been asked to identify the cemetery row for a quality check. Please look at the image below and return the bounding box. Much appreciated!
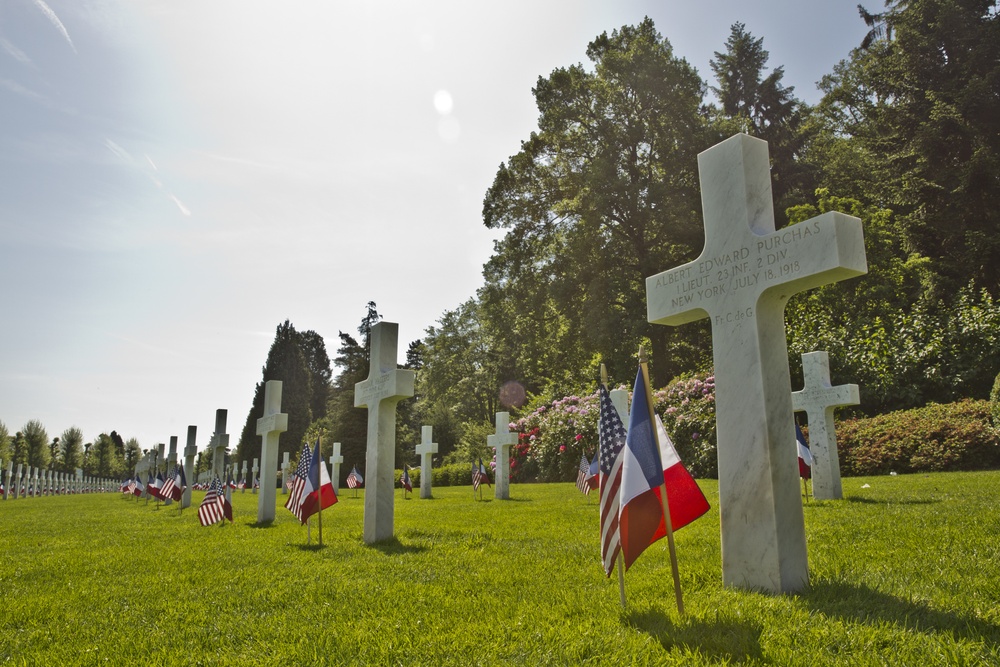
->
[7,135,868,599]
[0,464,115,498]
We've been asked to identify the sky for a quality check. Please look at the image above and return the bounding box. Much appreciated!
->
[0,0,870,454]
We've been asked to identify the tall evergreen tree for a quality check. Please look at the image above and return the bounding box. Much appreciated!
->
[324,303,383,486]
[60,427,84,473]
[236,320,319,465]
[0,421,10,465]
[22,420,49,470]
[818,0,1000,296]
[709,22,811,223]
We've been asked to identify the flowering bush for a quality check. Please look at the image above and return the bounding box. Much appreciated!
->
[510,371,719,481]
[656,373,718,478]
[511,394,601,482]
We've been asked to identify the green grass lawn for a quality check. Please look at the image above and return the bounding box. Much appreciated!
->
[1,472,998,665]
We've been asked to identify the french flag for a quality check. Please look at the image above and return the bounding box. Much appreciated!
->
[299,440,338,523]
[796,424,812,480]
[619,367,710,570]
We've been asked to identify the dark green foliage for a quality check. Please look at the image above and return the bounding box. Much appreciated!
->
[818,0,1000,296]
[991,371,1000,431]
[236,320,328,465]
[837,399,1000,475]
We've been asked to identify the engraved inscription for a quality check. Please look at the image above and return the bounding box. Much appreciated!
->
[654,219,824,312]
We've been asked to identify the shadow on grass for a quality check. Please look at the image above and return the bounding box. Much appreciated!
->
[246,520,277,529]
[367,536,428,556]
[806,580,1000,648]
[841,496,941,505]
[295,543,327,552]
[627,608,764,663]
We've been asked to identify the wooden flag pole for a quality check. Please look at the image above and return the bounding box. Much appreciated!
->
[638,346,685,616]
[601,363,627,610]
[317,438,323,547]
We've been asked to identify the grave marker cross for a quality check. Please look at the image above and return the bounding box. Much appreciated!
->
[645,134,867,593]
[792,351,859,501]
[183,425,197,509]
[488,412,518,500]
[354,322,415,543]
[415,426,438,499]
[329,442,343,494]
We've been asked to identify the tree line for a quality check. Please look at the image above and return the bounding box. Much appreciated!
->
[9,3,997,484]
[235,3,1000,482]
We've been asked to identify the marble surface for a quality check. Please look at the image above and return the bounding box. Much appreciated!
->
[488,412,518,500]
[211,409,229,482]
[330,442,343,494]
[416,426,438,499]
[354,322,415,543]
[792,351,859,500]
[183,425,198,508]
[645,134,868,593]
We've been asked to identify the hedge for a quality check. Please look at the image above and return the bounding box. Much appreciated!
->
[836,399,1000,475]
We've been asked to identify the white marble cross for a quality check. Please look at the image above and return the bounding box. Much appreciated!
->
[415,426,438,499]
[183,425,197,508]
[13,464,22,499]
[329,442,343,494]
[164,436,178,506]
[251,458,259,494]
[280,451,290,495]
[354,322,415,543]
[488,412,518,500]
[645,134,867,593]
[210,409,229,482]
[792,351,859,501]
[240,461,248,492]
[3,460,10,500]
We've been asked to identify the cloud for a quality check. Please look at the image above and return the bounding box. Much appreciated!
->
[30,0,77,54]
[0,77,45,101]
[0,38,32,64]
[170,194,191,217]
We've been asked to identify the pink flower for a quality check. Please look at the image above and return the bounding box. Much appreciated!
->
[692,432,700,440]
[559,445,567,452]
[575,434,583,441]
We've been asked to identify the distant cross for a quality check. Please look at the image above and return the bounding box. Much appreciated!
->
[415,426,438,499]
[280,451,290,495]
[240,461,248,492]
[792,351,859,500]
[329,442,343,494]
[354,321,415,543]
[488,412,518,500]
[251,458,259,494]
[13,464,22,499]
[210,409,229,487]
[162,436,178,506]
[645,134,867,593]
[183,425,198,508]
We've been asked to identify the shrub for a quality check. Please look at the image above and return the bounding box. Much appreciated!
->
[511,371,718,481]
[836,399,1000,475]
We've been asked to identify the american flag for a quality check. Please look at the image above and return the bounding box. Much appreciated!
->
[161,466,178,500]
[598,384,627,577]
[346,466,363,489]
[284,442,312,520]
[472,458,490,491]
[400,466,412,492]
[198,478,225,526]
[576,453,592,494]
